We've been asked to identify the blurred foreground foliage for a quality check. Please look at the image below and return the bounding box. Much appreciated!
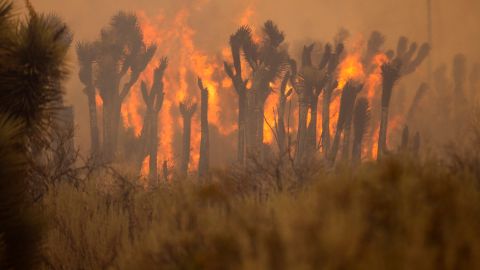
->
[40,153,480,270]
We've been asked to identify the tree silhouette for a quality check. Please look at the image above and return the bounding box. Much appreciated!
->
[198,78,210,178]
[79,12,157,161]
[179,100,197,177]
[139,58,167,186]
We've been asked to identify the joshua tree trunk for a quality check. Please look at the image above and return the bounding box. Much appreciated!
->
[307,95,319,155]
[198,78,210,178]
[149,114,158,184]
[86,87,100,154]
[352,98,370,166]
[377,61,401,160]
[179,101,197,177]
[77,42,100,156]
[341,115,353,162]
[139,58,167,185]
[238,91,247,163]
[330,82,362,164]
[377,106,389,159]
[255,88,271,155]
[322,88,333,159]
[296,93,310,164]
[276,72,292,155]
[246,92,257,157]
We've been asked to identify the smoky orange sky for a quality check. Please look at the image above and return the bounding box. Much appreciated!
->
[27,0,480,154]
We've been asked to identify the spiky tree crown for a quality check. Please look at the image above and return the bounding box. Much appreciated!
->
[0,1,71,142]
[179,100,197,119]
[381,59,402,108]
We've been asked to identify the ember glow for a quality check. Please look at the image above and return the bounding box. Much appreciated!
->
[337,53,366,89]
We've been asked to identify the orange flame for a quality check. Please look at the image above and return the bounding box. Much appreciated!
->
[337,53,366,89]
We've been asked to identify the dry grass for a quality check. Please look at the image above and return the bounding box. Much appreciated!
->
[38,156,480,270]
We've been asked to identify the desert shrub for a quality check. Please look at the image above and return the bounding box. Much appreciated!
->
[39,157,480,270]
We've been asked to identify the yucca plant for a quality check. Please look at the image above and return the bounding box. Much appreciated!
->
[179,100,197,177]
[198,78,210,178]
[0,0,71,267]
[0,1,71,146]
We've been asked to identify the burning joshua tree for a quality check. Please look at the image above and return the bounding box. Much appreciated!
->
[224,21,289,163]
[78,12,157,161]
[179,100,197,177]
[329,81,363,164]
[138,58,167,185]
[377,37,430,159]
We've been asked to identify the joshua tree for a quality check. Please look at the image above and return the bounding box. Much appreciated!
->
[320,45,343,160]
[293,42,341,164]
[224,27,249,164]
[275,70,293,155]
[341,84,364,162]
[77,42,100,155]
[363,31,386,69]
[138,58,167,185]
[225,21,288,161]
[292,47,311,164]
[179,100,197,177]
[352,98,370,165]
[377,60,402,159]
[82,12,157,161]
[197,78,210,178]
[329,82,363,164]
[306,44,332,153]
[377,37,430,159]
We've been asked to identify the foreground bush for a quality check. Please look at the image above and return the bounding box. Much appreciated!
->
[39,158,480,270]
